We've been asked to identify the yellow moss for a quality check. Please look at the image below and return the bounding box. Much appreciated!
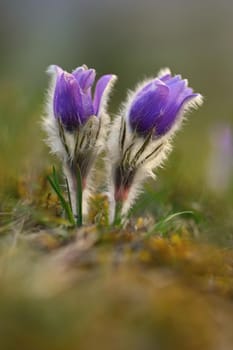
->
[170,233,182,245]
[88,194,109,226]
[139,250,152,263]
[135,217,145,230]
[30,232,62,250]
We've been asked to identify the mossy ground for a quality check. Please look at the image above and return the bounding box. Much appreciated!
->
[0,175,233,350]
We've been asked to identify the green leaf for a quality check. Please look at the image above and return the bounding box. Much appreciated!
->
[47,171,75,227]
[52,165,59,188]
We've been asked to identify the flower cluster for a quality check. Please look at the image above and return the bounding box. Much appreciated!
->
[43,65,203,226]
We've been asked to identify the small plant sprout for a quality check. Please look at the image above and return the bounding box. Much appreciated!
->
[107,68,203,225]
[43,64,117,226]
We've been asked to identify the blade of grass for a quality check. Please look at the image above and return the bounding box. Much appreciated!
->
[52,167,73,218]
[47,175,75,226]
[52,165,60,188]
[146,211,194,237]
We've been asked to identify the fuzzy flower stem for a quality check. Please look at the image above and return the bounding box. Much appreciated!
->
[65,177,73,211]
[76,165,83,227]
[113,201,124,226]
[112,161,136,225]
[57,119,70,159]
[56,120,84,225]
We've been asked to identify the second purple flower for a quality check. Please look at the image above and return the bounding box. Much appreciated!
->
[107,68,203,224]
[128,70,202,137]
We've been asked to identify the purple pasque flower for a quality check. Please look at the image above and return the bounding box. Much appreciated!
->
[51,64,115,131]
[128,69,202,137]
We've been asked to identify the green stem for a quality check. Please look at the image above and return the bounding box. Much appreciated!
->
[113,200,123,226]
[65,177,72,213]
[76,166,83,227]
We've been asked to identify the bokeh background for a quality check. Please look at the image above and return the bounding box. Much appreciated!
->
[0,0,233,242]
[1,3,233,349]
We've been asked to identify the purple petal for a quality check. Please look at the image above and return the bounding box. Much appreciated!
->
[47,64,64,77]
[93,75,114,115]
[166,79,187,105]
[73,68,96,91]
[72,66,85,80]
[53,71,94,130]
[155,83,195,135]
[165,75,182,86]
[159,74,172,82]
[129,82,169,135]
[175,93,200,113]
[80,92,94,119]
[53,72,82,129]
[136,78,165,98]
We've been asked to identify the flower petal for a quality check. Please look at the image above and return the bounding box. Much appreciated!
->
[159,74,172,82]
[155,83,195,135]
[129,82,169,135]
[93,75,116,115]
[47,64,64,77]
[165,75,183,86]
[72,66,85,80]
[80,91,94,119]
[73,68,96,91]
[136,78,167,97]
[53,72,84,130]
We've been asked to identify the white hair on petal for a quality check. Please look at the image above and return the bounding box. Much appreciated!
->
[157,67,171,77]
[183,78,188,87]
[185,94,204,111]
[98,75,118,116]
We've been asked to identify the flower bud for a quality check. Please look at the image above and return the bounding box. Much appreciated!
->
[128,70,202,137]
[51,64,116,131]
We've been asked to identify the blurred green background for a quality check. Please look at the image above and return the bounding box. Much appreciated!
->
[0,0,232,241]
